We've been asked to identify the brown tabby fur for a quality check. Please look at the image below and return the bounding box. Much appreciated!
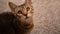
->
[0,0,34,34]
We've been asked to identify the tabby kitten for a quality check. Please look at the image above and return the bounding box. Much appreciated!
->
[0,0,34,34]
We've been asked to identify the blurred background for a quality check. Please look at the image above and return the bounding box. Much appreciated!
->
[0,0,60,34]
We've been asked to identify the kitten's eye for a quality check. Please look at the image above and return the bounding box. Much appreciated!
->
[18,10,22,14]
[26,7,30,11]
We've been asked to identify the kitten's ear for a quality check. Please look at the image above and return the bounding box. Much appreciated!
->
[9,2,17,11]
[25,0,32,5]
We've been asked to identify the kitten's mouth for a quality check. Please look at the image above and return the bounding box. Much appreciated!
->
[25,16,29,19]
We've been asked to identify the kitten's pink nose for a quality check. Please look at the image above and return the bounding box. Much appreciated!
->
[23,11,27,16]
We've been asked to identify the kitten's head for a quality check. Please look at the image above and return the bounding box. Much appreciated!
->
[9,0,34,30]
[9,0,33,19]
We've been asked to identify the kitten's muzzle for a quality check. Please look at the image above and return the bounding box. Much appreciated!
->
[24,14,29,18]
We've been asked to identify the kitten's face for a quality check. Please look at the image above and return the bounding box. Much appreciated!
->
[9,0,34,29]
[9,0,33,19]
[15,4,33,19]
